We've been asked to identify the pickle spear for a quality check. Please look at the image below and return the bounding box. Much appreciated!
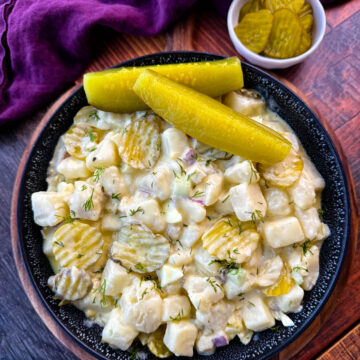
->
[133,70,291,165]
[84,57,244,113]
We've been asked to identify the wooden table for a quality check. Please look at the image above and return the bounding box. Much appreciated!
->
[2,1,360,359]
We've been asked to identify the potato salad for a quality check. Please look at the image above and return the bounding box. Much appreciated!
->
[31,89,330,358]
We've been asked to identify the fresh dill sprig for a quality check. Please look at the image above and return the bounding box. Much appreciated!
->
[176,159,186,176]
[318,208,324,221]
[130,207,144,216]
[206,278,223,293]
[170,309,184,321]
[247,209,264,223]
[89,111,100,121]
[292,266,309,272]
[83,188,94,211]
[248,161,259,184]
[111,193,121,200]
[92,279,107,307]
[93,167,105,182]
[135,263,147,272]
[192,190,204,198]
[302,239,313,256]
[86,128,95,141]
[222,195,230,203]
[81,185,87,191]
[54,241,64,247]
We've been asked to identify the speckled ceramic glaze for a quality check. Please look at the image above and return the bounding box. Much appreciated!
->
[16,52,350,360]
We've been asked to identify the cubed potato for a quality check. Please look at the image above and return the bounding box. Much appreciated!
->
[196,301,234,332]
[303,157,325,191]
[180,224,203,248]
[57,182,75,194]
[225,161,259,185]
[270,284,304,313]
[176,197,206,225]
[162,295,191,322]
[224,269,249,300]
[262,217,305,248]
[136,165,172,200]
[196,332,216,355]
[101,308,138,351]
[101,213,123,232]
[302,245,320,291]
[288,172,316,210]
[101,260,132,297]
[264,187,291,217]
[184,276,224,311]
[194,246,221,277]
[157,264,184,287]
[57,157,91,180]
[164,320,198,357]
[172,175,192,197]
[223,90,266,117]
[67,181,104,221]
[187,162,208,184]
[100,166,128,197]
[295,206,321,239]
[230,183,267,222]
[120,192,165,232]
[31,191,69,227]
[164,200,183,224]
[242,294,275,332]
[203,173,223,206]
[161,128,189,159]
[214,191,233,215]
[168,250,193,266]
[120,280,163,333]
[86,138,119,172]
[282,132,299,152]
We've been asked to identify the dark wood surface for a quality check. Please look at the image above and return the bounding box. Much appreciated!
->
[2,1,360,359]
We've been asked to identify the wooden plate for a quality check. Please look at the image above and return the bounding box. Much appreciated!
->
[11,54,357,360]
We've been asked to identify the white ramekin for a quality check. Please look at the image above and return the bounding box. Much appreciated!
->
[227,0,326,69]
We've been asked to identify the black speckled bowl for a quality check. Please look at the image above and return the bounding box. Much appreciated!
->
[16,52,350,360]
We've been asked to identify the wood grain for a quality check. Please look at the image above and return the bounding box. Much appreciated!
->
[3,2,360,360]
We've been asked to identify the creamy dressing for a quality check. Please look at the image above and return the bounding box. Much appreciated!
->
[31,89,330,357]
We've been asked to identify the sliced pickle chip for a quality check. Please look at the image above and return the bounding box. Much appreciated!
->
[258,148,303,187]
[48,266,92,301]
[299,13,313,33]
[239,0,263,21]
[235,10,273,54]
[63,123,103,160]
[111,113,161,169]
[263,9,303,59]
[264,0,305,13]
[294,30,312,56]
[111,223,170,273]
[52,222,104,270]
[202,215,260,264]
[147,326,172,358]
[298,3,313,17]
[265,261,294,296]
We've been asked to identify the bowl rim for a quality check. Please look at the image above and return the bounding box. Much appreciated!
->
[227,0,327,68]
[14,51,350,360]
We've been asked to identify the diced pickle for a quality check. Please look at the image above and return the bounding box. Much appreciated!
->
[265,261,294,296]
[84,58,244,113]
[133,70,291,164]
[264,9,303,59]
[235,10,273,54]
[147,326,172,358]
[258,148,303,187]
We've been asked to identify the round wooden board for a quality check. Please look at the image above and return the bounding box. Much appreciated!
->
[10,71,358,360]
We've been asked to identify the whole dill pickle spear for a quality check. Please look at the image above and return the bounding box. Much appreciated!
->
[84,57,244,113]
[133,70,291,165]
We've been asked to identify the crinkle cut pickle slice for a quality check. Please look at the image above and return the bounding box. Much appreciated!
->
[264,8,303,59]
[235,10,273,54]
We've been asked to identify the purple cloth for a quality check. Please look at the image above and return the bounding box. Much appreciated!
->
[0,0,200,125]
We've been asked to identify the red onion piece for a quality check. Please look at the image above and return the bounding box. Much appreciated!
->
[189,197,205,205]
[182,148,197,165]
[212,335,228,347]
